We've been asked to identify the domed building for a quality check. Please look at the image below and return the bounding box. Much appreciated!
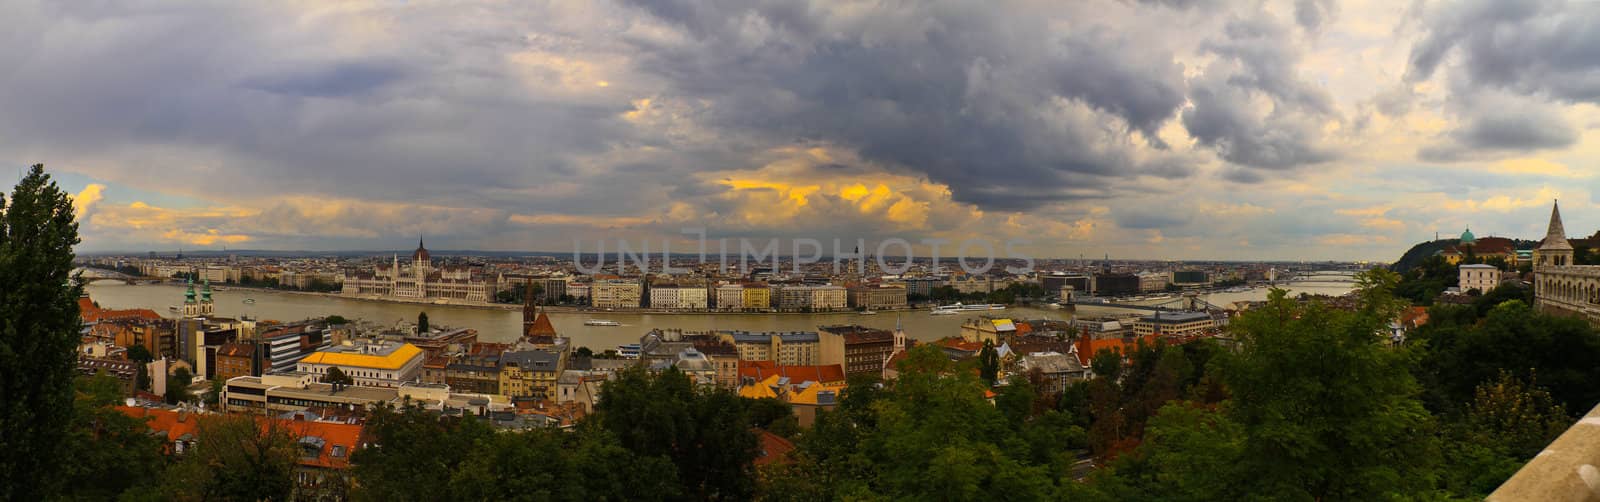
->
[341,238,495,302]
[1436,226,1516,265]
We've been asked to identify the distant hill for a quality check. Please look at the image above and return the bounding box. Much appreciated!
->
[1390,240,1459,274]
[1390,238,1540,274]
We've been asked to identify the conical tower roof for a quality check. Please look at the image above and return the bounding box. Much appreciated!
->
[1540,200,1574,251]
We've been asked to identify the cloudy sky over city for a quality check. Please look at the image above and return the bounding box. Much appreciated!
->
[5,0,1600,260]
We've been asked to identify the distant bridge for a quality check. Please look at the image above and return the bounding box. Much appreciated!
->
[1063,293,1230,313]
[74,267,145,284]
[1279,270,1360,284]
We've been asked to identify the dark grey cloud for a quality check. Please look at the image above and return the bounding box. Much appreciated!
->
[1407,0,1600,102]
[1113,206,1192,230]
[617,0,1196,210]
[1418,106,1578,162]
[0,0,1392,252]
[1182,15,1339,177]
[1294,0,1339,32]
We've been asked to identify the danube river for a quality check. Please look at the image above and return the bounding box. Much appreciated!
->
[83,281,1355,351]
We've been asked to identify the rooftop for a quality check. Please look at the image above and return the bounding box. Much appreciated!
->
[299,342,422,371]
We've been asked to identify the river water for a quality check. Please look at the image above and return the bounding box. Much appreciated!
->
[83,281,1355,351]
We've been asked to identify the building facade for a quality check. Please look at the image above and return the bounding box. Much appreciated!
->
[1533,201,1595,321]
[340,240,495,301]
[848,285,908,310]
[591,279,643,309]
[649,285,710,310]
[296,342,424,388]
[1459,264,1502,294]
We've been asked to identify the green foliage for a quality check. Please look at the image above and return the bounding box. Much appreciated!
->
[0,164,84,500]
[744,397,798,438]
[768,344,1089,500]
[159,414,299,501]
[1470,281,1533,317]
[324,366,354,391]
[166,367,193,404]
[1395,255,1458,305]
[323,314,349,325]
[1220,288,1436,498]
[594,366,759,500]
[1414,300,1600,416]
[57,375,168,500]
[978,340,1000,385]
[352,404,497,501]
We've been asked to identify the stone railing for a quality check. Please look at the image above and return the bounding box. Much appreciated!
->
[1490,403,1600,501]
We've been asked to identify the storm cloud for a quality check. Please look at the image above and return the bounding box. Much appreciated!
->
[3,0,1596,261]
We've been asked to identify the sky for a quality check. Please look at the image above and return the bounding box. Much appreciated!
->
[4,0,1599,261]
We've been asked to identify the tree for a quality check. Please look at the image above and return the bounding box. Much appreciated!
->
[0,164,84,500]
[58,374,168,499]
[160,414,299,501]
[417,311,429,334]
[324,366,354,391]
[575,346,594,358]
[1219,282,1436,499]
[323,315,349,325]
[167,367,193,404]
[128,344,155,391]
[594,366,759,499]
[352,404,494,501]
[978,340,1000,386]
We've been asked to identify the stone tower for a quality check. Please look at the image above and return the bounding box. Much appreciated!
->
[1537,200,1574,268]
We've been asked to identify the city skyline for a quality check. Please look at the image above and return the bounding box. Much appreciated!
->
[5,1,1599,261]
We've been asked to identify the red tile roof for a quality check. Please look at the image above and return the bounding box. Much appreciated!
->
[525,312,557,337]
[753,429,795,466]
[116,406,364,469]
[79,296,162,323]
[1074,334,1159,366]
[737,360,847,385]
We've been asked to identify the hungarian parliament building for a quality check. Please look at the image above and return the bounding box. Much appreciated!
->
[340,239,496,302]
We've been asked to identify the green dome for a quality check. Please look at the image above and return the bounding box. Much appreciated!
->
[1460,227,1476,245]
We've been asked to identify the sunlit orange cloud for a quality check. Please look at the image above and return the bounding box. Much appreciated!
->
[161,229,251,246]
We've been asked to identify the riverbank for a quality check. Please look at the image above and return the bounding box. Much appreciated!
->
[209,284,940,316]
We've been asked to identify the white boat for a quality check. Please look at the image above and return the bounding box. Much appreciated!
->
[584,319,621,326]
[859,310,879,315]
[167,305,180,312]
[432,299,449,305]
[241,298,255,304]
[986,304,1006,311]
[617,344,641,359]
[930,307,960,315]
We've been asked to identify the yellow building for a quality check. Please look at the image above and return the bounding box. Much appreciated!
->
[742,286,771,311]
[297,342,423,388]
[499,350,563,400]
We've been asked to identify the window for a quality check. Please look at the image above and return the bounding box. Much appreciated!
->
[332,445,346,457]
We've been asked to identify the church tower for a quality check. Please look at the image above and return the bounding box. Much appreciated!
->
[892,315,906,354]
[181,277,200,318]
[200,279,215,316]
[1537,200,1574,268]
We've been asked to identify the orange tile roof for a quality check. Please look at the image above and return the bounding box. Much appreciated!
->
[936,337,983,353]
[737,361,847,385]
[116,406,364,470]
[753,429,795,466]
[1074,334,1159,366]
[115,406,201,444]
[525,312,557,337]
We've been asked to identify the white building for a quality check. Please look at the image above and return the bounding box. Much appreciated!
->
[1460,264,1501,294]
[592,279,643,309]
[649,285,709,310]
[296,342,424,388]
